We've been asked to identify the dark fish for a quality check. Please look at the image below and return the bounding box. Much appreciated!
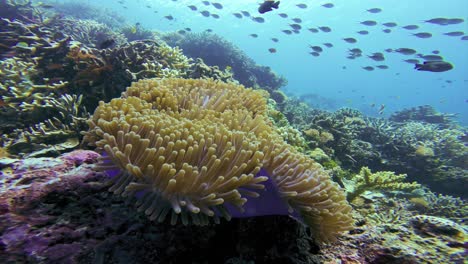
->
[241,11,251,17]
[412,32,432,38]
[323,43,333,48]
[211,2,223,9]
[289,24,302,30]
[384,48,393,53]
[424,18,449,25]
[382,22,397,27]
[292,29,300,34]
[99,39,115,49]
[282,30,292,35]
[185,28,192,31]
[402,25,419,30]
[403,59,420,64]
[362,66,375,71]
[309,45,323,52]
[165,15,174,20]
[178,30,186,35]
[343,37,357,43]
[443,31,464,36]
[318,26,332,32]
[376,65,389,69]
[249,34,258,38]
[415,61,453,72]
[200,11,210,17]
[205,29,213,32]
[308,28,319,33]
[382,29,392,33]
[292,18,302,23]
[271,38,279,42]
[360,20,377,26]
[278,13,288,18]
[252,17,265,23]
[447,18,464,24]
[211,14,220,19]
[258,1,280,14]
[309,52,320,57]
[233,13,242,18]
[296,3,307,9]
[418,54,444,61]
[322,3,334,8]
[202,1,210,5]
[366,8,382,13]
[461,36,468,40]
[146,5,151,8]
[395,48,417,55]
[432,50,440,54]
[357,30,369,35]
[349,48,362,53]
[268,48,277,53]
[368,53,385,61]
[187,5,197,11]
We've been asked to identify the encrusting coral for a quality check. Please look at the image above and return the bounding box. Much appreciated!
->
[83,78,353,242]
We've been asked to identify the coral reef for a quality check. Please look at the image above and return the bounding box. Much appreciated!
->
[409,191,468,224]
[279,99,468,198]
[341,167,421,202]
[0,15,239,158]
[390,105,457,128]
[83,78,353,242]
[162,32,287,92]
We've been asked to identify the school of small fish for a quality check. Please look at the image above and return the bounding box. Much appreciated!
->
[112,0,466,74]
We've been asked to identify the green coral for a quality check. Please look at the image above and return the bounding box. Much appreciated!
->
[343,167,421,201]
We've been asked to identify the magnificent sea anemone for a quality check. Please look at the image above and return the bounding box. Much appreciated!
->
[83,78,353,242]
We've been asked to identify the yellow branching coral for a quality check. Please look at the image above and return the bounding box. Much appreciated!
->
[344,167,422,201]
[83,78,353,242]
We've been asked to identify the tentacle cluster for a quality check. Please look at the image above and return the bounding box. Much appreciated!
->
[83,78,353,242]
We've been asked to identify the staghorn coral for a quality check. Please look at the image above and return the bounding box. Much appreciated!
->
[415,192,468,223]
[0,58,66,107]
[1,93,89,157]
[83,78,353,242]
[343,167,421,202]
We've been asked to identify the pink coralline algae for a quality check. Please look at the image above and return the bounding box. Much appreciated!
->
[0,150,102,263]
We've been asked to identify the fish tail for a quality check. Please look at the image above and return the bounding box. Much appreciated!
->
[414,64,422,70]
[273,1,280,9]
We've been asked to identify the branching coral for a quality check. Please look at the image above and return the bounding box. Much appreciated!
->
[103,40,193,82]
[343,167,421,202]
[1,93,89,157]
[83,78,353,242]
[49,18,126,49]
[0,58,68,115]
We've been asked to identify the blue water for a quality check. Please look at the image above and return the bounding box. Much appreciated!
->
[83,0,468,123]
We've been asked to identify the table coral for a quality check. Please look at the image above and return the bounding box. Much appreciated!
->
[83,78,353,242]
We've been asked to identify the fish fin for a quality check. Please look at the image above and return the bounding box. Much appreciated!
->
[273,1,280,9]
[414,64,422,70]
